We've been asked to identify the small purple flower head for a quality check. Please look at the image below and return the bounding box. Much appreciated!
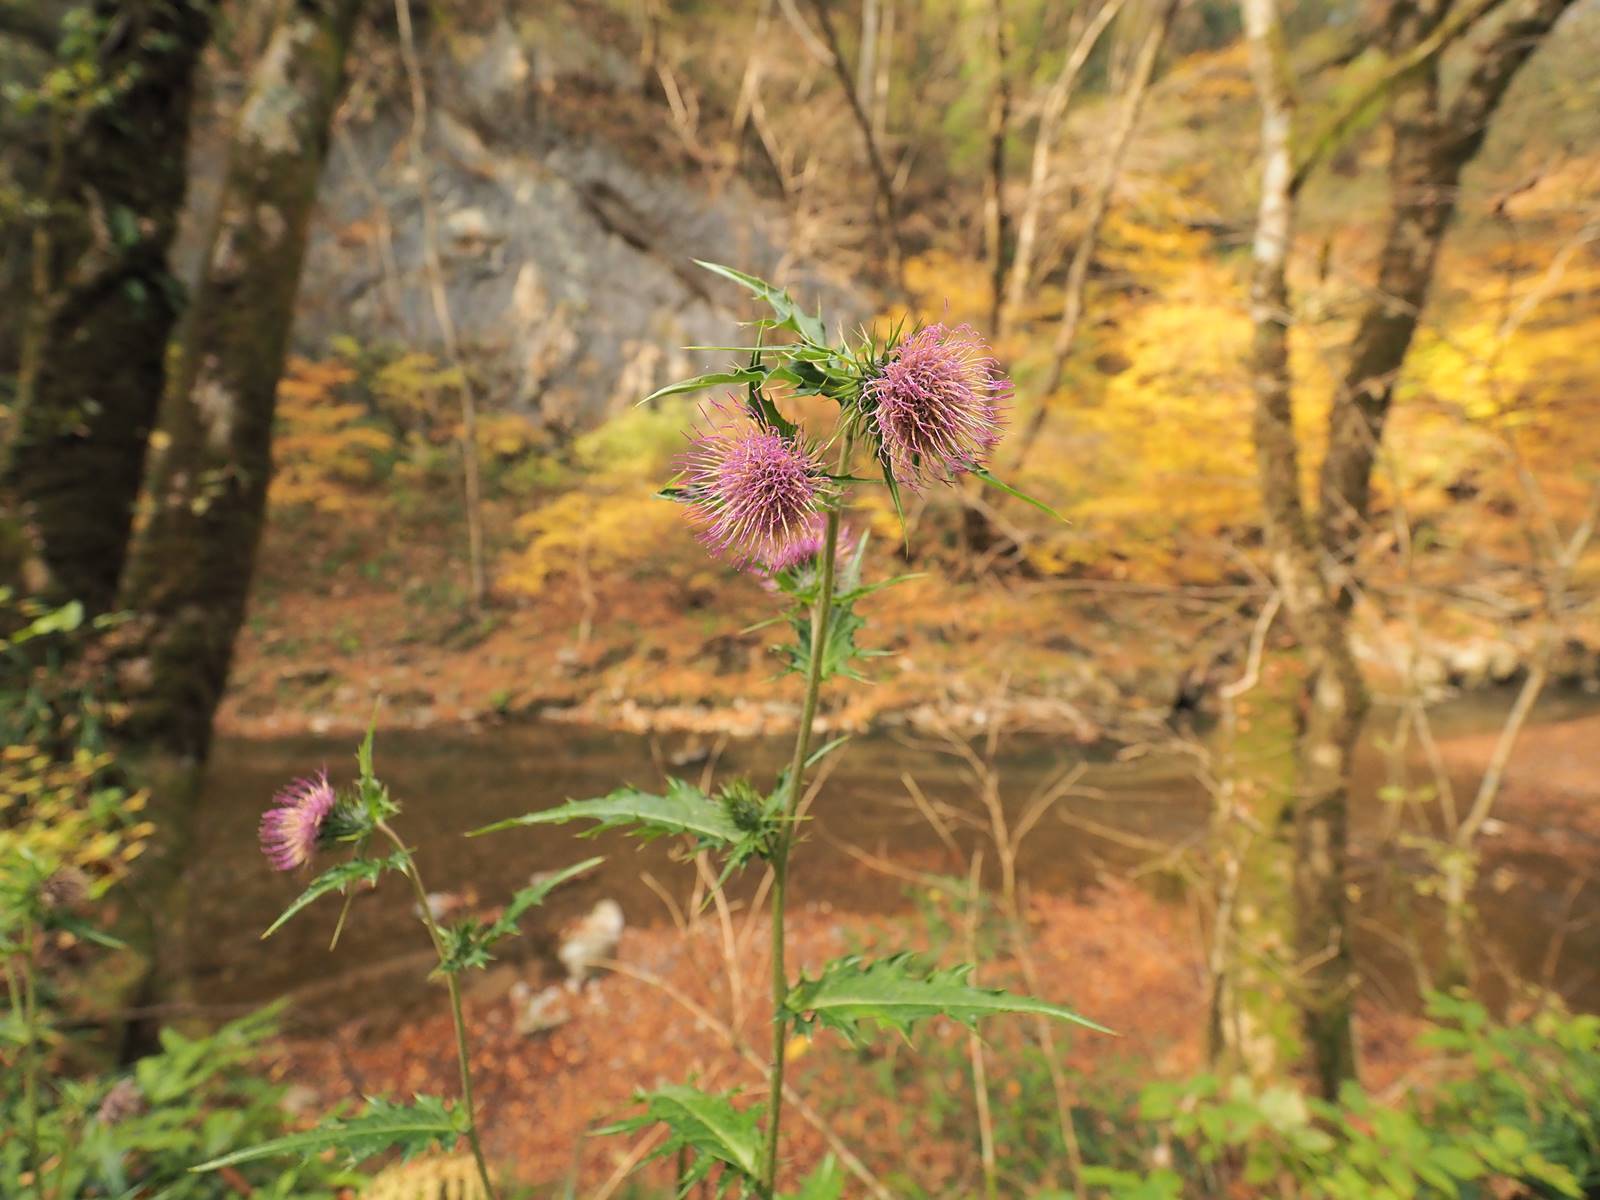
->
[681,401,827,569]
[865,323,1010,487]
[759,515,860,579]
[258,771,338,871]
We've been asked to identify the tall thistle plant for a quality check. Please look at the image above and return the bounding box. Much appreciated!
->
[193,727,600,1198]
[478,265,1108,1196]
[193,265,1105,1197]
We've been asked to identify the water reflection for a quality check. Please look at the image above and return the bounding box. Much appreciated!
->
[186,693,1600,1031]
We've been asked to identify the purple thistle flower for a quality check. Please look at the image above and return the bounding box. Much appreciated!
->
[865,323,1010,487]
[759,514,860,578]
[258,771,338,871]
[681,401,827,569]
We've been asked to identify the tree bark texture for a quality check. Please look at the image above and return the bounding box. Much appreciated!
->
[118,0,362,761]
[2,0,213,614]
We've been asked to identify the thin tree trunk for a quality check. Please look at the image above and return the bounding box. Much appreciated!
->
[118,0,364,761]
[1,0,213,614]
[983,0,1012,334]
[1301,0,1573,1075]
[1242,0,1365,1097]
[1003,0,1127,320]
[856,0,879,111]
[111,0,361,1057]
[805,0,905,286]
[1011,0,1178,471]
[871,0,895,142]
[392,0,487,612]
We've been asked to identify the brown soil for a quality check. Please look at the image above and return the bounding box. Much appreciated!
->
[268,881,1428,1196]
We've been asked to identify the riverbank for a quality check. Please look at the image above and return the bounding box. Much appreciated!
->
[222,509,1600,744]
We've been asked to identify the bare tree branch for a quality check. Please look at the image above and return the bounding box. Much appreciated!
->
[1316,0,1580,562]
[1012,0,1179,470]
[1289,0,1508,196]
[1004,0,1128,320]
[803,0,906,285]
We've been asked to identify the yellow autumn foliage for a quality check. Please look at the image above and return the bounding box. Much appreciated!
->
[0,744,152,897]
[500,399,696,596]
[271,355,396,512]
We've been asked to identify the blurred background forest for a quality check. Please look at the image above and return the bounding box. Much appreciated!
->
[2,0,1599,1195]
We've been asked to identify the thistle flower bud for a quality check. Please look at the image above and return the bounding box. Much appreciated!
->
[758,516,861,585]
[718,778,766,834]
[258,771,340,871]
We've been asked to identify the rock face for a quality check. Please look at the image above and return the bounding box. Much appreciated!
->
[291,13,851,430]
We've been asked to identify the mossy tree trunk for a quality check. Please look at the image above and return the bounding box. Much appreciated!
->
[1209,663,1303,1080]
[119,0,364,761]
[1,0,213,613]
[1241,0,1369,1093]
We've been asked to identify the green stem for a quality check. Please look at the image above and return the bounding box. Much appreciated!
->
[7,938,43,1200]
[760,435,852,1196]
[376,821,498,1200]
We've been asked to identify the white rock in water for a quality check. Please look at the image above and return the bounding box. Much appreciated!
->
[559,899,623,987]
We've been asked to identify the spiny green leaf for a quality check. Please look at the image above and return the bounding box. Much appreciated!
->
[12,600,83,643]
[786,954,1112,1045]
[261,851,407,939]
[880,452,908,546]
[642,367,769,405]
[190,1094,463,1172]
[437,918,497,975]
[777,593,882,684]
[49,913,124,949]
[469,779,741,848]
[353,718,396,818]
[439,856,605,973]
[597,1085,763,1191]
[971,468,1068,522]
[356,717,376,781]
[494,856,604,933]
[746,382,799,439]
[695,260,827,345]
[803,735,851,771]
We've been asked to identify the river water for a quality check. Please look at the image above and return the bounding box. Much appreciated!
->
[185,689,1600,1032]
